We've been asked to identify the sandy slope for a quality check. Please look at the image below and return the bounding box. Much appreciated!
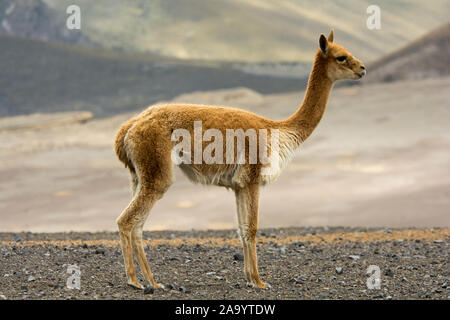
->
[0,78,449,232]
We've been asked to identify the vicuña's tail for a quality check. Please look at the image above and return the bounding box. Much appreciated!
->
[114,118,137,173]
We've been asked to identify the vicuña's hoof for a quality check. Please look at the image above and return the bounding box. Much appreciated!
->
[142,283,165,294]
[153,283,165,290]
[247,281,271,289]
[127,280,145,290]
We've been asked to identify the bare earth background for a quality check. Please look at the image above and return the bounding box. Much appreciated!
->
[1,77,449,232]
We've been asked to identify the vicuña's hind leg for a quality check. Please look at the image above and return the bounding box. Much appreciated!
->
[129,170,138,196]
[235,184,268,288]
[118,124,174,289]
[117,187,156,289]
[130,191,165,289]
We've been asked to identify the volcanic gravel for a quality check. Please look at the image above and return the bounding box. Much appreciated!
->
[0,227,448,300]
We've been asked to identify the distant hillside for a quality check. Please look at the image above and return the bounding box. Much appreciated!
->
[2,0,449,62]
[362,22,450,83]
[0,36,304,117]
[0,0,90,45]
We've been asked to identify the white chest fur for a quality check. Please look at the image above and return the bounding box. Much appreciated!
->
[261,130,299,185]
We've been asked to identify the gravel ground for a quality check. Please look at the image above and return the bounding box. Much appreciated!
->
[0,227,448,300]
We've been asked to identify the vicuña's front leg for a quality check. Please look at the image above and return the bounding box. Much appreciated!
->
[235,184,268,288]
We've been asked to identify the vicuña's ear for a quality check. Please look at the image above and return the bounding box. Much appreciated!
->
[319,34,328,56]
[328,29,334,43]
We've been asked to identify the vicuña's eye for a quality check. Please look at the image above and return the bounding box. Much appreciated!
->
[336,56,347,62]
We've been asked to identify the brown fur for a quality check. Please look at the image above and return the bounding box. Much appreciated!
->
[114,30,365,289]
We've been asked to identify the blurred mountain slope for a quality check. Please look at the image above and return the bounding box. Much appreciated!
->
[0,0,90,44]
[1,0,449,62]
[41,0,450,62]
[0,35,304,117]
[362,22,450,83]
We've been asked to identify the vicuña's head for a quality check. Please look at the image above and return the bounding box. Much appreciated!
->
[317,29,366,82]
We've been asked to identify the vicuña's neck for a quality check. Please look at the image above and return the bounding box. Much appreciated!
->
[284,51,333,142]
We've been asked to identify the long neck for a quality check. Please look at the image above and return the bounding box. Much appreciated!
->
[284,51,333,142]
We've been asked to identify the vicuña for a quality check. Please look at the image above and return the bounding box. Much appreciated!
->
[114,30,366,289]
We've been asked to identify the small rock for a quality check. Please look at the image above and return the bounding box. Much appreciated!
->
[233,253,244,261]
[95,248,105,255]
[386,295,392,300]
[384,269,394,277]
[0,295,6,300]
[13,236,23,243]
[21,286,28,291]
[279,246,287,255]
[167,284,175,290]
[194,244,203,251]
[144,286,155,294]
[432,289,442,294]
[81,244,89,249]
[289,277,299,283]
[54,284,64,289]
[293,241,305,247]
[433,240,443,244]
[27,275,35,282]
[179,286,187,293]
[348,255,360,261]
[335,267,343,274]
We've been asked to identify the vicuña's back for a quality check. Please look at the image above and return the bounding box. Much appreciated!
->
[114,29,366,289]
